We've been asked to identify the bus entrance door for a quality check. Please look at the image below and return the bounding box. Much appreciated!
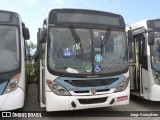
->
[130,33,149,98]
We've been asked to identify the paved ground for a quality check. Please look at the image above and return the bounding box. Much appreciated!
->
[15,83,160,120]
[23,83,160,111]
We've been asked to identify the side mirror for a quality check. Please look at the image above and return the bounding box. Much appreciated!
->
[127,30,133,42]
[38,28,46,43]
[24,28,30,40]
[158,38,160,45]
[148,32,154,45]
[39,44,45,59]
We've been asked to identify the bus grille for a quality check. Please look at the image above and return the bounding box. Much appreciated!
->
[78,97,108,104]
[74,89,110,93]
[74,90,90,93]
[65,78,118,87]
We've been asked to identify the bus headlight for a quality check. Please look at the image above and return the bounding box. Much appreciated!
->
[46,80,71,96]
[152,70,160,85]
[114,77,129,93]
[3,74,21,94]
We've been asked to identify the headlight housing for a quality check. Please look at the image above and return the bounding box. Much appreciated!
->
[3,74,21,94]
[46,80,71,96]
[114,77,129,93]
[152,70,160,85]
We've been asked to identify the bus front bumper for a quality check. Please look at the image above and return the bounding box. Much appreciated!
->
[46,87,129,111]
[0,87,24,111]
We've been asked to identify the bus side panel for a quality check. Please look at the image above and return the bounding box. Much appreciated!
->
[39,60,45,107]
[142,68,149,99]
[129,65,136,90]
[150,84,160,101]
[17,23,26,91]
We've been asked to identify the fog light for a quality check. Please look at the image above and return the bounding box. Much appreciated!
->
[71,101,76,108]
[110,98,115,105]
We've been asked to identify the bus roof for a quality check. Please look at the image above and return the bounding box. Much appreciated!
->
[0,9,21,25]
[127,19,160,31]
[0,9,19,15]
[48,8,123,17]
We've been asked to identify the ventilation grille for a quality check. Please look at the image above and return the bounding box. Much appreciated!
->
[78,97,108,104]
[65,78,118,87]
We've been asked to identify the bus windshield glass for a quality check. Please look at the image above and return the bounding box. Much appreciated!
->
[48,27,128,75]
[0,25,19,73]
[151,32,160,71]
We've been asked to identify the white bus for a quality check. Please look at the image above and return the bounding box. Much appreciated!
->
[37,9,130,111]
[0,10,30,111]
[127,19,160,101]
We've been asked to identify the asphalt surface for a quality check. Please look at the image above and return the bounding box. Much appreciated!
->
[12,83,160,120]
[23,83,160,111]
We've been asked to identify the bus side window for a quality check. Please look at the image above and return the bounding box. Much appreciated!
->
[42,44,45,66]
[129,40,135,63]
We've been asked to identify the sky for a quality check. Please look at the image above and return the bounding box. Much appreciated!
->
[0,0,160,43]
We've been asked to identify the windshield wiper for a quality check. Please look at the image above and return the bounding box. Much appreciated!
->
[101,28,111,53]
[69,26,83,59]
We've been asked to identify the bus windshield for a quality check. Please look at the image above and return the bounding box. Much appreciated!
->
[151,32,160,71]
[0,25,19,73]
[48,27,128,75]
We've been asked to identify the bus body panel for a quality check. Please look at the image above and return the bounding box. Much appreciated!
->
[39,59,46,108]
[150,84,160,101]
[0,87,24,111]
[18,19,26,91]
[141,34,150,99]
[142,68,149,99]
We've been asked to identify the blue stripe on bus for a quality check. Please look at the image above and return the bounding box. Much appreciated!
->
[0,81,8,95]
[55,75,125,91]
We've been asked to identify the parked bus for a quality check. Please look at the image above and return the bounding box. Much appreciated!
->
[37,9,130,111]
[127,19,160,101]
[0,10,30,110]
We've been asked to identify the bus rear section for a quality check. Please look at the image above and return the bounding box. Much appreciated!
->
[127,19,160,101]
[0,10,30,111]
[37,9,130,111]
